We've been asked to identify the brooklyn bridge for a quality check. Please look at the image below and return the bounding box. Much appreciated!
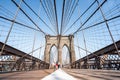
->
[0,0,120,80]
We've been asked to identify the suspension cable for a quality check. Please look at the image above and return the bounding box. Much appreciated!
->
[40,0,56,33]
[54,0,59,35]
[73,0,107,35]
[11,45,44,70]
[74,45,107,60]
[22,0,57,35]
[96,0,120,56]
[0,0,23,56]
[63,0,79,32]
[60,0,65,35]
[78,14,120,32]
[11,0,47,35]
[63,0,96,34]
[0,16,40,32]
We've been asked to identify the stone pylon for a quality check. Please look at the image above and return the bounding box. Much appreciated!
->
[44,35,75,66]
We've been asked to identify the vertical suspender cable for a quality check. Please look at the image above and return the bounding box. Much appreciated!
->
[82,30,89,68]
[31,31,36,61]
[0,0,23,56]
[11,0,47,35]
[96,0,120,56]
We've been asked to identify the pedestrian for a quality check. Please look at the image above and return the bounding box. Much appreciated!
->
[56,63,58,69]
[58,62,60,69]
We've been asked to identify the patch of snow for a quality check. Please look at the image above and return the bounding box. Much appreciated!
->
[41,69,77,80]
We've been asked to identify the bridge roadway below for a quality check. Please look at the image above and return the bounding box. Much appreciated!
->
[0,69,120,80]
[79,40,120,61]
[0,42,44,62]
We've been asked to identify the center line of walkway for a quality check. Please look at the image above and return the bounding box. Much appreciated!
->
[41,68,77,80]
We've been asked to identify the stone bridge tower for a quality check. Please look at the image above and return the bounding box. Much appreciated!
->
[44,35,75,65]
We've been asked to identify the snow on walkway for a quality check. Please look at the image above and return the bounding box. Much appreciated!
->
[41,69,77,80]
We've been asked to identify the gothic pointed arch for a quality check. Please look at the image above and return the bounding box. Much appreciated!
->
[62,44,70,65]
[49,44,58,64]
[44,35,75,66]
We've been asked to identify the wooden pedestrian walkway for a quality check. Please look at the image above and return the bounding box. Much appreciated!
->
[0,69,120,80]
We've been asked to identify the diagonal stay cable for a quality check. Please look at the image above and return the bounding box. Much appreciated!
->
[49,0,58,34]
[62,0,72,30]
[11,46,44,70]
[63,0,79,32]
[60,0,65,35]
[72,0,107,35]
[46,0,56,29]
[74,45,105,60]
[54,0,59,35]
[0,5,31,26]
[11,0,46,35]
[62,0,74,33]
[63,0,96,34]
[96,0,120,56]
[41,0,57,34]
[40,0,56,31]
[0,16,40,32]
[22,0,56,35]
[0,0,23,56]
[78,14,120,32]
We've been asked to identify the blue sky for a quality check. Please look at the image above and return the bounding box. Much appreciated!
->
[0,0,120,64]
